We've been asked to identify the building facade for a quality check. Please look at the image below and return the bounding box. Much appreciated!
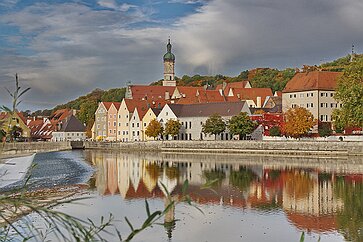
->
[282,71,343,122]
[94,102,108,140]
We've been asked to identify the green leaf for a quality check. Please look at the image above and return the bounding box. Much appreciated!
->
[145,199,150,217]
[299,232,305,242]
[124,217,134,231]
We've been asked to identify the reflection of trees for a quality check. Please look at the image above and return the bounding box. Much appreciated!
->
[203,169,226,187]
[284,170,314,199]
[335,177,363,242]
[165,166,179,180]
[145,162,160,181]
[230,167,257,191]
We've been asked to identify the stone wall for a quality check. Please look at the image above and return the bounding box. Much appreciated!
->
[85,140,363,156]
[0,141,71,157]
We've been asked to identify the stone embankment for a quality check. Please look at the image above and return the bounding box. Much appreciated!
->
[85,140,363,157]
[0,141,71,157]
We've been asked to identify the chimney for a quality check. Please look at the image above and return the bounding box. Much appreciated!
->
[257,97,262,108]
[165,91,170,100]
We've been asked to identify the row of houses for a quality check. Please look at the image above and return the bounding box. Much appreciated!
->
[93,70,347,141]
[0,109,86,142]
[93,79,282,141]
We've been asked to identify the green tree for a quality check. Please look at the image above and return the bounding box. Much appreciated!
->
[283,107,315,138]
[227,112,255,139]
[269,126,281,136]
[318,122,332,137]
[145,119,164,140]
[332,56,363,129]
[77,100,98,125]
[202,114,226,140]
[164,119,181,140]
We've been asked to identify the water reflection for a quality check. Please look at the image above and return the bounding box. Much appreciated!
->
[84,151,363,241]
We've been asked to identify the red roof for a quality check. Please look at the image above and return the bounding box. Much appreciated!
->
[216,81,250,95]
[124,99,167,118]
[283,71,343,93]
[286,213,337,233]
[49,109,71,122]
[230,88,273,105]
[102,102,121,111]
[129,85,176,101]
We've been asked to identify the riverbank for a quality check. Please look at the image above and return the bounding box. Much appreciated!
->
[85,140,363,157]
[0,141,71,158]
[1,140,362,157]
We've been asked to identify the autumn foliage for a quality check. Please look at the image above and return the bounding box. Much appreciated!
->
[282,107,315,138]
[145,119,163,140]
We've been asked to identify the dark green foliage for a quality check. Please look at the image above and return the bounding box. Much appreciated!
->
[250,68,295,92]
[269,126,281,136]
[318,122,332,137]
[335,177,363,242]
[227,112,256,139]
[101,88,126,102]
[230,167,257,191]
[164,119,181,139]
[332,55,363,129]
[202,114,226,139]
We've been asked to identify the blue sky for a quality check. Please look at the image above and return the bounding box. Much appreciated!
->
[0,0,362,110]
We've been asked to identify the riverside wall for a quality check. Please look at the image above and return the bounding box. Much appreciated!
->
[85,140,363,157]
[0,141,71,157]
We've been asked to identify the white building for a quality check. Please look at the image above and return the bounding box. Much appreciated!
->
[158,102,251,140]
[52,115,86,141]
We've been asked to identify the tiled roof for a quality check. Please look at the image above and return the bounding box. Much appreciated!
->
[283,71,343,93]
[130,85,176,100]
[151,108,162,116]
[124,99,167,114]
[101,102,121,111]
[230,88,273,105]
[216,81,250,95]
[49,109,71,122]
[168,101,248,117]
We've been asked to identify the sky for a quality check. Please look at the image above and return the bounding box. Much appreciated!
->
[0,0,362,111]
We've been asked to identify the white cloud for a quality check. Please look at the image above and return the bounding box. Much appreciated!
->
[0,0,19,8]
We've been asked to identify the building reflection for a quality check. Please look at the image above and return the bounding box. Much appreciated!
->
[85,151,363,240]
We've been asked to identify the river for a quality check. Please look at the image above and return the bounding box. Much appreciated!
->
[10,150,363,241]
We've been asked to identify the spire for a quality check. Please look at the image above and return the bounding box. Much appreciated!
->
[167,38,172,53]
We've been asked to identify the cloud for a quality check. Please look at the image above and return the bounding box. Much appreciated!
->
[0,0,19,8]
[0,0,362,110]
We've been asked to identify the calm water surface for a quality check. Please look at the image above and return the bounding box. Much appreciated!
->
[27,150,363,242]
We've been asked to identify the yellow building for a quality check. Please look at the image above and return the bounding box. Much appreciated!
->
[142,108,162,141]
[0,112,30,139]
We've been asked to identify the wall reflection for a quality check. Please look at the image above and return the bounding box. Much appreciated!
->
[84,151,363,241]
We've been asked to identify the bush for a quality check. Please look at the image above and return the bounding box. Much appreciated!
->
[269,126,281,136]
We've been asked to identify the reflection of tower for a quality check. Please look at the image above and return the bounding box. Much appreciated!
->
[163,39,176,87]
[158,167,178,197]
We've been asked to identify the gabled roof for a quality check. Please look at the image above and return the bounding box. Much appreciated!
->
[283,71,343,93]
[167,102,248,118]
[230,88,273,105]
[101,102,121,111]
[60,115,85,132]
[216,81,250,95]
[0,112,27,124]
[124,99,167,114]
[197,90,226,103]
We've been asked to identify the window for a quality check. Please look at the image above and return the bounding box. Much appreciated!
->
[118,123,121,127]
[123,131,125,135]
[307,93,309,97]
[114,114,116,119]
[109,115,112,118]
[311,103,313,107]
[118,131,121,135]
[307,103,309,108]
[109,129,112,133]
[126,123,128,126]
[132,123,134,127]
[113,121,116,127]
[331,93,334,97]
[289,94,292,98]
[311,93,314,97]
[97,124,100,129]
[321,93,324,97]
[137,131,139,136]
[293,94,296,98]
[166,112,169,116]
[137,123,139,128]
[118,115,121,119]
[331,103,334,108]
[189,122,192,129]
[113,129,116,134]
[132,131,135,136]
[185,122,188,129]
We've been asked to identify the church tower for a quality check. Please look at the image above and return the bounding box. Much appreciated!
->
[163,39,176,86]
